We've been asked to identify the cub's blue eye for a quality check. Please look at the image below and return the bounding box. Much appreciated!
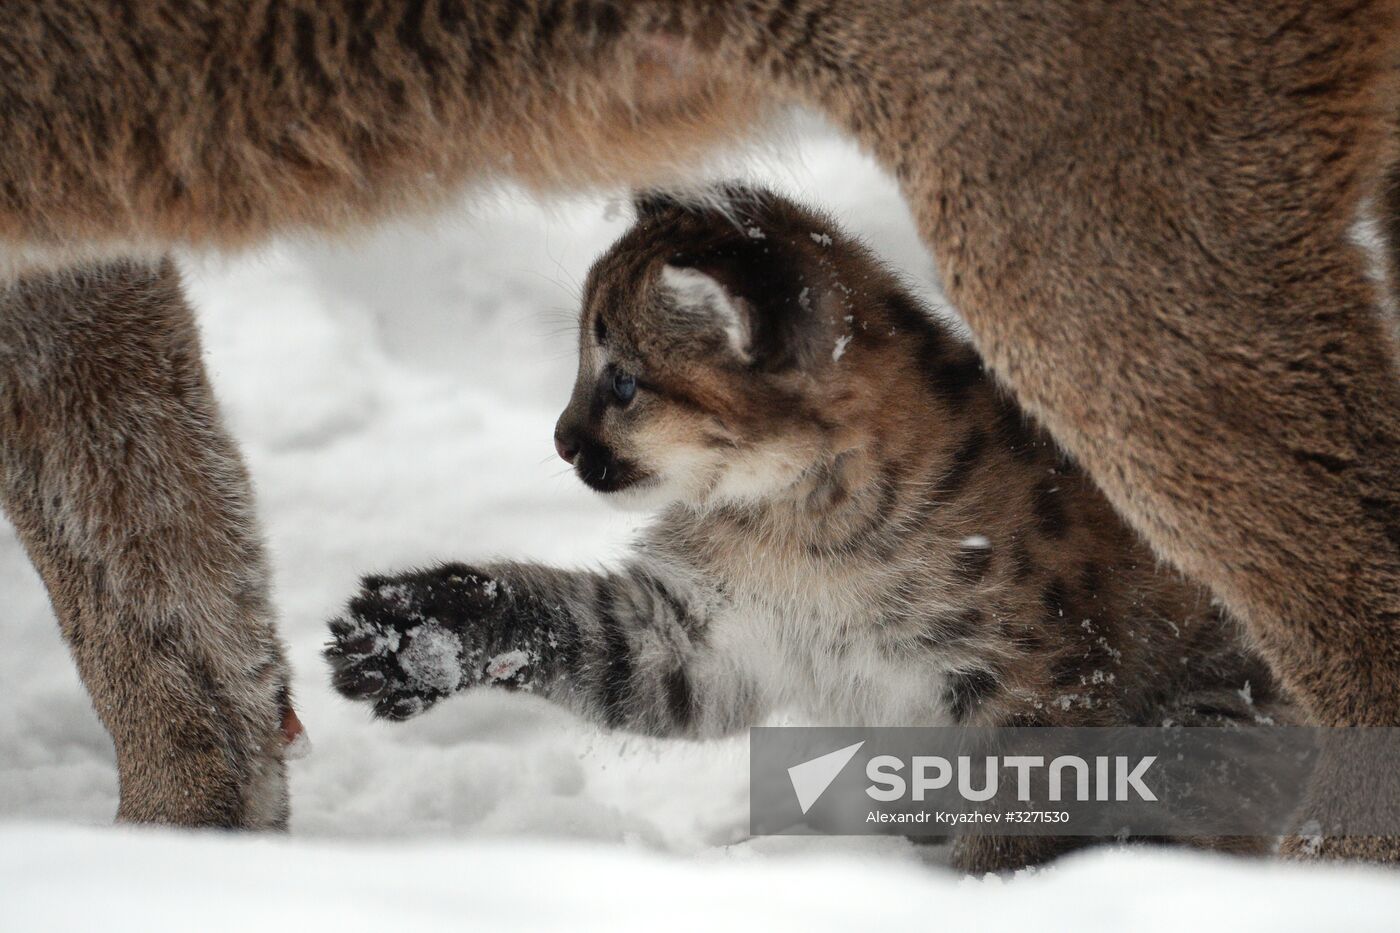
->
[612,372,637,404]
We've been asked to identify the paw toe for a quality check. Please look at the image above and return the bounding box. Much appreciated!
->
[331,664,389,700]
[374,692,431,721]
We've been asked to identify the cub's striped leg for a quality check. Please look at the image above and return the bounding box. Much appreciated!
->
[326,561,752,736]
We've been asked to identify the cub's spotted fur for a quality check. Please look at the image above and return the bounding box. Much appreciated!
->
[326,189,1294,871]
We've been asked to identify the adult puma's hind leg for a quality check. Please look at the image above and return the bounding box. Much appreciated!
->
[968,163,1400,861]
[0,258,293,828]
[1377,145,1400,347]
[826,2,1400,859]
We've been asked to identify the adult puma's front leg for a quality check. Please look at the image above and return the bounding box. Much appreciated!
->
[0,258,294,828]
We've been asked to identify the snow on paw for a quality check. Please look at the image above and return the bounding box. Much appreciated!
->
[324,564,504,719]
[483,647,537,691]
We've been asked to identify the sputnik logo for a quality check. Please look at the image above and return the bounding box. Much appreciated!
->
[787,741,865,814]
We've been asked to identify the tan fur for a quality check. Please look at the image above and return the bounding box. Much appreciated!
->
[2,1,1399,856]
[0,259,290,827]
[0,2,765,261]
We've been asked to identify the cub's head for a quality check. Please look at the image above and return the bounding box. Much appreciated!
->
[555,185,875,510]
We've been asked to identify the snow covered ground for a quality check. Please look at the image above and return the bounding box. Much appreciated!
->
[3,123,1399,930]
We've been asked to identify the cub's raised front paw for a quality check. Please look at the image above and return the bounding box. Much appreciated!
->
[324,563,506,720]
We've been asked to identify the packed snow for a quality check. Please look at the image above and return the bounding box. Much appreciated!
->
[2,121,1397,930]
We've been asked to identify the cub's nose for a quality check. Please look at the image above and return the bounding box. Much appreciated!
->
[554,434,578,464]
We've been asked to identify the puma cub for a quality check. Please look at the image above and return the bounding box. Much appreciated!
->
[326,188,1292,870]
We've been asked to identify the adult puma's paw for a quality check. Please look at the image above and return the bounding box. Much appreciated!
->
[324,563,504,720]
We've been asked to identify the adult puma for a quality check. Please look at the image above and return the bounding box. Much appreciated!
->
[1,1,1396,859]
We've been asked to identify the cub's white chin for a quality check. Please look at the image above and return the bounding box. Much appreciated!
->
[595,476,686,513]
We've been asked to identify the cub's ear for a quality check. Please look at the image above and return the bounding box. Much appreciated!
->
[659,264,752,362]
[633,190,683,222]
